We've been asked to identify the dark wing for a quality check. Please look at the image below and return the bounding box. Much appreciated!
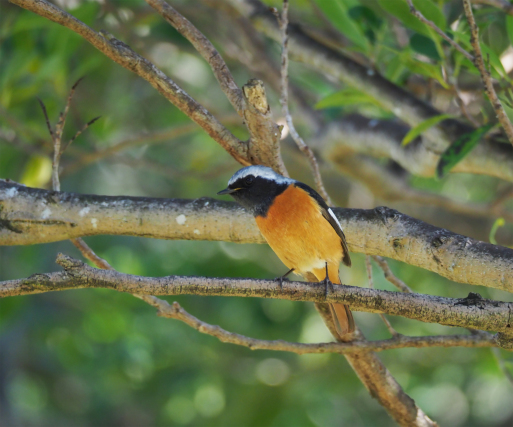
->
[294,182,351,267]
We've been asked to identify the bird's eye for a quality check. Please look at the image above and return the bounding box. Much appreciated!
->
[244,176,254,186]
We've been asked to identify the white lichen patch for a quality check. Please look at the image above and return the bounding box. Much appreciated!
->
[194,229,200,235]
[91,218,98,229]
[79,207,90,217]
[5,187,17,198]
[176,214,187,225]
[41,208,52,219]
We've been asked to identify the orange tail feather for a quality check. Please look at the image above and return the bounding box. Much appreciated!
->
[311,265,355,338]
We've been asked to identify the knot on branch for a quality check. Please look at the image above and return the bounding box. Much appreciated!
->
[455,292,485,308]
[240,79,286,175]
[56,253,86,272]
[495,332,513,349]
[243,79,269,114]
[374,206,401,225]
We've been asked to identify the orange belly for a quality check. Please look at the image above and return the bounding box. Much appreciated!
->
[255,185,343,282]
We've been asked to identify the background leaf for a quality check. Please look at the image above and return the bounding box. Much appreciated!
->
[315,87,385,109]
[378,0,446,37]
[313,0,370,51]
[436,124,494,179]
[402,114,452,146]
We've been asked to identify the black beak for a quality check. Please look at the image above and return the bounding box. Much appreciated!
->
[217,187,239,195]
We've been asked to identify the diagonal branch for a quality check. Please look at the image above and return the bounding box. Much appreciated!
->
[277,0,330,202]
[224,0,513,181]
[406,0,474,61]
[144,0,245,115]
[149,298,496,353]
[8,0,249,166]
[463,0,513,146]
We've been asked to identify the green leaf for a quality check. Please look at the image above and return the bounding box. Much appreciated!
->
[20,156,52,188]
[401,53,449,88]
[402,114,452,146]
[313,0,370,51]
[348,6,382,29]
[410,33,441,61]
[489,218,505,245]
[315,88,384,109]
[507,15,513,47]
[436,124,494,179]
[378,0,446,38]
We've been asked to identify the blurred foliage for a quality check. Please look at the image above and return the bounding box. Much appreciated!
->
[1,0,513,426]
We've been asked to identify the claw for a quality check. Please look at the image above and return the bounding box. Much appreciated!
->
[323,262,334,299]
[275,268,294,290]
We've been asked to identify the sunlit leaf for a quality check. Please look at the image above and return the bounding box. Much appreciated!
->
[315,88,384,109]
[401,54,449,88]
[507,15,513,47]
[402,114,452,146]
[436,124,494,179]
[489,218,505,245]
[20,155,52,188]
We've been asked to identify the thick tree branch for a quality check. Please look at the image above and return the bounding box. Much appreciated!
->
[321,115,513,181]
[2,254,512,347]
[2,179,513,294]
[327,152,513,225]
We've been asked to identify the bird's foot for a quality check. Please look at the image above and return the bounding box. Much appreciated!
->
[323,262,334,299]
[275,268,294,290]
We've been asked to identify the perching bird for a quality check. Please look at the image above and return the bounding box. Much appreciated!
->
[218,165,354,338]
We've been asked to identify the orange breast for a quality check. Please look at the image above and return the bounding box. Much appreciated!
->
[255,185,343,282]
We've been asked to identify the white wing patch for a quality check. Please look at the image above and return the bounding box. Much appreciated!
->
[328,208,344,232]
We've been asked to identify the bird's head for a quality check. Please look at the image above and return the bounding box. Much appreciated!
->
[217,166,293,216]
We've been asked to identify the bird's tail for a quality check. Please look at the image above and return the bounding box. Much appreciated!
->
[310,266,355,338]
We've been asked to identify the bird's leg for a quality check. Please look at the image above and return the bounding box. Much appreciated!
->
[275,268,294,290]
[323,262,334,299]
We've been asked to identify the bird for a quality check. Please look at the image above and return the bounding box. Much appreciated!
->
[217,165,354,338]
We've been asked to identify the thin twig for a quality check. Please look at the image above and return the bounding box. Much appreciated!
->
[62,116,101,153]
[70,238,113,270]
[371,256,413,293]
[36,97,55,143]
[278,0,332,204]
[37,97,62,190]
[55,77,83,145]
[463,0,513,146]
[144,0,245,115]
[149,299,496,354]
[406,0,474,62]
[52,79,83,190]
[366,256,400,336]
